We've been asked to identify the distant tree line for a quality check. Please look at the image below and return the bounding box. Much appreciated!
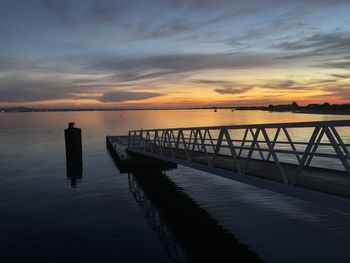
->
[236,102,350,114]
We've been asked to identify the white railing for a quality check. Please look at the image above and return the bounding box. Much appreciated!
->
[127,120,350,185]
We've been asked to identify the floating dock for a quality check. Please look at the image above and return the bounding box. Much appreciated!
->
[107,120,350,212]
[106,136,177,173]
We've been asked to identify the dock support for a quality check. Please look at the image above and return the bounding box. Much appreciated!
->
[64,122,83,178]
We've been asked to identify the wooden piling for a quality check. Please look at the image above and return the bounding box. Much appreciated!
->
[65,122,82,176]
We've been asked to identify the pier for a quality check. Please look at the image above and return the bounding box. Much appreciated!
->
[106,136,177,173]
[107,120,350,212]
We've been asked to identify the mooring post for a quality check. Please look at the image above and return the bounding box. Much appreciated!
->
[64,122,83,177]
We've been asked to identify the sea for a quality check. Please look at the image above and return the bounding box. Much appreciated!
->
[1,109,349,262]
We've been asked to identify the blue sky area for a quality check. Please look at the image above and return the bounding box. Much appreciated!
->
[0,0,350,108]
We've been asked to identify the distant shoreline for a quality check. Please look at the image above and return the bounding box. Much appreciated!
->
[234,109,350,116]
[293,110,350,115]
[2,109,350,116]
[235,102,350,116]
[0,106,237,113]
[0,107,232,113]
[2,103,350,116]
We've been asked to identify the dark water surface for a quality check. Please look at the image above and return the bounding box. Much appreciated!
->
[1,110,350,262]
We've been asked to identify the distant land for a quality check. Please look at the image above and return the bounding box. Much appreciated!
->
[1,102,350,115]
[236,102,350,115]
[0,107,186,112]
[0,106,227,112]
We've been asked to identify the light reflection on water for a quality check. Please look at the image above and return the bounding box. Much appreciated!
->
[0,110,350,262]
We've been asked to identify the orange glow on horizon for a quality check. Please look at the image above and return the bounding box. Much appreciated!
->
[1,70,349,108]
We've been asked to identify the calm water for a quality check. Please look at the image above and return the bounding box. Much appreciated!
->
[1,110,350,262]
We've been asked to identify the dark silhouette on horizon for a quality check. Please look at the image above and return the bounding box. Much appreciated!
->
[2,102,350,115]
[237,102,350,114]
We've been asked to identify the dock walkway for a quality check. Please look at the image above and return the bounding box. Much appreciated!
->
[107,120,350,212]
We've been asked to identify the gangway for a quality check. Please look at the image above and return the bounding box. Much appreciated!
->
[107,120,350,212]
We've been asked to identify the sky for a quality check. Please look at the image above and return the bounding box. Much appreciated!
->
[0,0,350,108]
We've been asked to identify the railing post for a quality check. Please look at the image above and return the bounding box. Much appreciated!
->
[128,131,131,148]
[249,128,265,160]
[238,128,248,158]
[179,129,190,161]
[305,128,324,166]
[206,129,216,153]
[198,129,211,166]
[292,126,321,185]
[266,128,280,161]
[330,126,350,156]
[324,126,350,175]
[133,131,137,148]
[138,129,143,150]
[282,127,301,164]
[243,128,260,175]
[261,128,288,184]
[212,129,224,166]
[224,129,242,174]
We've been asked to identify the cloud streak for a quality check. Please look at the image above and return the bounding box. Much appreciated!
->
[0,75,100,102]
[99,91,162,102]
[215,87,252,94]
[275,32,350,69]
[93,52,278,82]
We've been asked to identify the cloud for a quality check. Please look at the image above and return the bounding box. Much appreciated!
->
[214,87,252,94]
[40,0,239,39]
[214,77,338,96]
[257,80,313,91]
[93,52,277,82]
[192,79,253,95]
[139,1,283,40]
[324,86,350,100]
[0,72,164,103]
[191,79,236,87]
[41,0,122,28]
[38,0,288,41]
[0,75,100,102]
[0,85,75,102]
[41,0,76,25]
[99,91,162,102]
[275,32,350,62]
[87,0,122,25]
[275,80,295,88]
[167,0,236,10]
[330,73,350,79]
[316,60,350,69]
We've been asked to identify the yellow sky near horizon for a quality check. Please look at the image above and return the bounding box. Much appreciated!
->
[3,67,348,108]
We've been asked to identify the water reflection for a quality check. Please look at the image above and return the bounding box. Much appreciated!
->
[128,170,263,263]
[65,149,83,188]
[2,110,349,262]
[67,171,82,188]
[129,173,186,262]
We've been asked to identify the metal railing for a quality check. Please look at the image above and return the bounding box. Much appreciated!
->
[127,120,350,185]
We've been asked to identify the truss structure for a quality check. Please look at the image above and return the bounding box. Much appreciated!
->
[127,120,350,185]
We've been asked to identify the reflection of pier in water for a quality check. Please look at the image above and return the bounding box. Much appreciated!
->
[128,170,262,262]
[129,173,186,262]
[107,136,261,262]
[67,173,82,188]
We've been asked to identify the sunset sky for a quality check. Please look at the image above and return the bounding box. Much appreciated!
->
[1,0,350,108]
